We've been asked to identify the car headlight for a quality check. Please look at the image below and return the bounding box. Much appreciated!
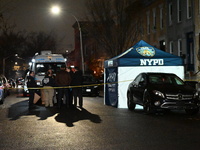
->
[193,91,199,99]
[153,90,165,98]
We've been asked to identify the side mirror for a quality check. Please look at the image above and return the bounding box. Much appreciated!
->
[138,81,145,87]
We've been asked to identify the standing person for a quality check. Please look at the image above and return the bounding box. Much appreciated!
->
[27,71,37,109]
[55,65,71,108]
[71,66,83,108]
[47,69,55,78]
[42,69,55,107]
[66,66,73,107]
[66,66,73,78]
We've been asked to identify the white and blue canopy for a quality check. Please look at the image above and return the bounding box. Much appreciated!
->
[105,40,183,67]
[104,40,184,108]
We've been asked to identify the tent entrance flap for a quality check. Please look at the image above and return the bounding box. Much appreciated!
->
[105,67,118,107]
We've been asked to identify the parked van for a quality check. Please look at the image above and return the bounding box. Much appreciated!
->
[23,51,66,96]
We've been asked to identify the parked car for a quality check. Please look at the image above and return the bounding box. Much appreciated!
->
[127,72,200,115]
[22,72,29,97]
[0,74,10,104]
[0,82,4,104]
[8,78,16,88]
[16,77,24,88]
[82,74,100,96]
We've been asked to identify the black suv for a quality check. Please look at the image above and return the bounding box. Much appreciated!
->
[127,72,200,115]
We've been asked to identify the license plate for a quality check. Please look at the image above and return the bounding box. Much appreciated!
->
[86,89,91,92]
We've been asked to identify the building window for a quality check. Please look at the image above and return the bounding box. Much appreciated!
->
[153,8,156,30]
[169,3,173,25]
[177,0,182,22]
[169,41,173,54]
[187,0,192,19]
[199,0,200,14]
[159,40,165,51]
[160,7,163,29]
[147,12,150,34]
[178,39,182,56]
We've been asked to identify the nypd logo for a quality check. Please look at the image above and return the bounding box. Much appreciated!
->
[140,59,164,66]
[136,46,155,57]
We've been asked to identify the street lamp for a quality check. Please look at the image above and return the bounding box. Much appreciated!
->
[50,5,85,74]
[50,5,60,15]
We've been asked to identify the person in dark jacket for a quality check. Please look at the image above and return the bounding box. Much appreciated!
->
[66,66,74,107]
[42,69,55,107]
[55,65,71,108]
[27,71,37,109]
[71,66,83,108]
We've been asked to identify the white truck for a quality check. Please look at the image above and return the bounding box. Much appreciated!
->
[23,51,66,96]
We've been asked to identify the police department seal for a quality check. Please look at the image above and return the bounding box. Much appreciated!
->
[136,47,155,57]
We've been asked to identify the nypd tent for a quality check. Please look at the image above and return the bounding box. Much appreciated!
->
[104,40,184,108]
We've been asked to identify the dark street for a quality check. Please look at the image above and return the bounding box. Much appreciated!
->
[1,90,200,150]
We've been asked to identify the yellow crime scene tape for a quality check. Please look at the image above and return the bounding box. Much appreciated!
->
[8,79,134,90]
[8,78,199,90]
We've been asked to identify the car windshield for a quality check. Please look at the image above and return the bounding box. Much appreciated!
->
[83,76,96,83]
[149,74,184,85]
[35,63,65,75]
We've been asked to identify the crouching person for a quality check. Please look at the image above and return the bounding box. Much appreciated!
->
[42,69,55,107]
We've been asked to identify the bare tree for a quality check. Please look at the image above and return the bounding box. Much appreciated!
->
[0,18,26,75]
[23,31,57,58]
[85,0,141,57]
[0,0,15,15]
[0,1,58,76]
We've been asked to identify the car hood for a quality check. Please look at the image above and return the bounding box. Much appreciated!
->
[150,84,196,94]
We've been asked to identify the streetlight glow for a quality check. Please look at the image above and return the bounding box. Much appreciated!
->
[49,5,85,74]
[51,5,60,15]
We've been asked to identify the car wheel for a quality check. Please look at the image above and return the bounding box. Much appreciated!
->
[94,91,99,97]
[185,108,199,115]
[96,91,100,97]
[143,93,154,114]
[23,92,27,97]
[127,92,136,110]
[7,90,10,96]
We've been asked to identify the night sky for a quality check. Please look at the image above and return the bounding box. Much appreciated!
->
[4,0,86,52]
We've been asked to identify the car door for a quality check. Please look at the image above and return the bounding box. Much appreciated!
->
[129,74,141,102]
[0,77,4,102]
[133,74,147,104]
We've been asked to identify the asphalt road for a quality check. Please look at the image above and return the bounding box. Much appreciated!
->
[1,90,200,150]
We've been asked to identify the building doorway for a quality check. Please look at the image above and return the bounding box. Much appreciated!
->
[186,32,194,71]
